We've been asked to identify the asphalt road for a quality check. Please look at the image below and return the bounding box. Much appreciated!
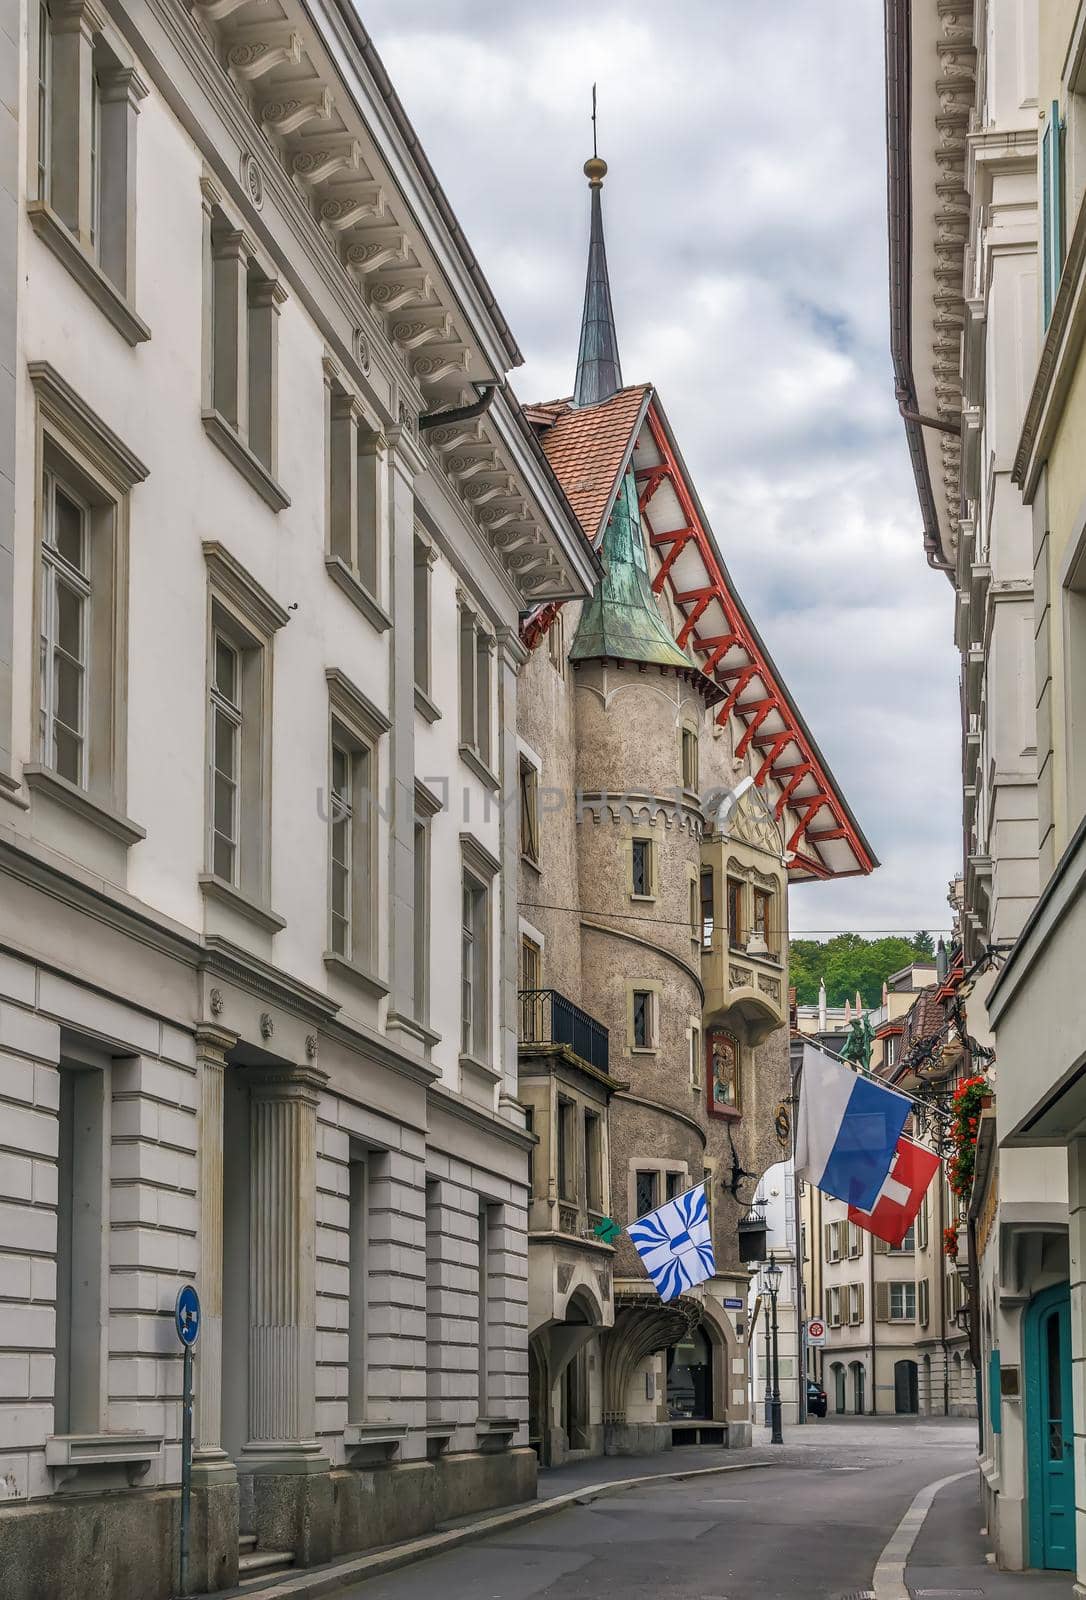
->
[329,1418,979,1600]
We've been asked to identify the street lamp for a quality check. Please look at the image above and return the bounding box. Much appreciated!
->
[764,1253,784,1445]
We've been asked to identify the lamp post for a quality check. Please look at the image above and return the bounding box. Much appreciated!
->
[765,1254,784,1445]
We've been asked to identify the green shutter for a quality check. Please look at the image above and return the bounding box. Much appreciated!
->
[988,1347,1002,1436]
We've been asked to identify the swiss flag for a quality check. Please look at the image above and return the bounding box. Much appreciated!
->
[847,1135,940,1247]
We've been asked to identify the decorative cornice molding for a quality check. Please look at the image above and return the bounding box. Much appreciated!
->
[28,361,149,487]
[203,540,291,633]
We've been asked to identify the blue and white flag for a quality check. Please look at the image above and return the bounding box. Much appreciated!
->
[627,1183,715,1302]
[795,1043,910,1212]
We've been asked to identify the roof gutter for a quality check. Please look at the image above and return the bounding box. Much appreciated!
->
[418,382,500,432]
[884,0,955,578]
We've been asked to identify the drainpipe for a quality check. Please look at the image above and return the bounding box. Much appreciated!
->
[869,1225,877,1415]
[418,381,500,431]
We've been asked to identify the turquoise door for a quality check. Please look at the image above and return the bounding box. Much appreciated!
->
[1026,1284,1076,1570]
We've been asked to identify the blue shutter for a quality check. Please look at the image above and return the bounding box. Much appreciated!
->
[1043,100,1065,328]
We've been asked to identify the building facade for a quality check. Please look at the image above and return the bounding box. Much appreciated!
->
[0,2,598,1595]
[884,0,1084,1576]
[515,157,876,1463]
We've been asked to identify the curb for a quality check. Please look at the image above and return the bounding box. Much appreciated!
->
[228,1459,775,1600]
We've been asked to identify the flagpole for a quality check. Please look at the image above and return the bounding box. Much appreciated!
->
[802,1033,952,1127]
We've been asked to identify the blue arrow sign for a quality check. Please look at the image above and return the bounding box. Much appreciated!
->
[175,1285,201,1347]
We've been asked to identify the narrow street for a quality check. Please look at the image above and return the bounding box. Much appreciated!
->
[320,1420,1024,1600]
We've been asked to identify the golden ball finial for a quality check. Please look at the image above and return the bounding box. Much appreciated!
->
[584,155,608,187]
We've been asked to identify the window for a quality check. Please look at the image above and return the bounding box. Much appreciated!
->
[326,386,387,614]
[681,724,698,792]
[584,1110,603,1212]
[886,1034,899,1069]
[700,869,715,949]
[31,1,147,334]
[916,1195,928,1251]
[632,989,654,1050]
[889,1282,916,1321]
[29,366,146,841]
[919,1278,930,1329]
[727,877,745,947]
[524,1107,535,1196]
[209,631,241,883]
[413,534,433,698]
[847,1221,863,1259]
[203,202,286,508]
[666,1171,684,1202]
[328,728,373,967]
[521,935,541,992]
[200,545,290,926]
[689,1023,702,1090]
[631,836,653,898]
[547,609,565,672]
[40,470,90,787]
[55,1062,107,1436]
[752,886,774,953]
[413,818,429,1019]
[892,1223,916,1255]
[520,758,540,864]
[458,599,493,778]
[461,870,489,1060]
[827,1286,841,1328]
[635,1169,658,1218]
[848,1283,863,1325]
[348,1152,370,1420]
[1043,99,1066,327]
[826,1221,842,1264]
[557,1097,575,1200]
[688,875,699,944]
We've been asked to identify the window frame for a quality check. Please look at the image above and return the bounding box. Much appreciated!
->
[635,1168,659,1219]
[584,1108,604,1213]
[457,596,496,785]
[27,364,146,847]
[630,835,654,900]
[1043,98,1067,327]
[680,722,699,792]
[631,987,655,1052]
[520,755,540,866]
[889,1281,917,1322]
[727,875,745,948]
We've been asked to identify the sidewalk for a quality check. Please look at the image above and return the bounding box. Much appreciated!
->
[904,1472,1075,1597]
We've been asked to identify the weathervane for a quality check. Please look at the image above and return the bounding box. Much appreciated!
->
[591,82,598,159]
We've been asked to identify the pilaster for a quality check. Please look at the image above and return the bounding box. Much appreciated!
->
[383,426,424,1053]
[241,1063,328,1472]
[193,1023,236,1484]
[496,625,528,1099]
[48,0,104,244]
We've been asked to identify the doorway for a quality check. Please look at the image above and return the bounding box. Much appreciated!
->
[850,1361,865,1415]
[1026,1283,1076,1570]
[894,1359,919,1415]
[667,1326,712,1419]
[832,1363,846,1414]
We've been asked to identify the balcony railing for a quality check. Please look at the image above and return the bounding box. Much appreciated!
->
[518,989,609,1074]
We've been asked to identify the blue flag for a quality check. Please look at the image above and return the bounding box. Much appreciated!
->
[627,1183,716,1302]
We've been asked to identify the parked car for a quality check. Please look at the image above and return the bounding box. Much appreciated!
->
[807,1379,828,1418]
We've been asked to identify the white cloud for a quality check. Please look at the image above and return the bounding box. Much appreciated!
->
[360,0,961,936]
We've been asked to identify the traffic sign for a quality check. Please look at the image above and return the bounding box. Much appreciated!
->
[175,1285,201,1347]
[806,1317,827,1348]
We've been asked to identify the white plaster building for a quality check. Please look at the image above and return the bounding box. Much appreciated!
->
[0,1,597,1594]
[750,1158,801,1427]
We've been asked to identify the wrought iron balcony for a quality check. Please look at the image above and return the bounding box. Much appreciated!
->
[518,989,609,1074]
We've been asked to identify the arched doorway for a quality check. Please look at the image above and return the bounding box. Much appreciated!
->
[922,1353,932,1416]
[894,1359,919,1415]
[850,1361,865,1415]
[831,1362,846,1414]
[667,1325,712,1419]
[1025,1283,1075,1570]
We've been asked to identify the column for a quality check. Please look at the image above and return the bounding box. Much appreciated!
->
[242,1064,327,1469]
[193,1023,235,1482]
[384,425,427,1051]
[211,225,250,436]
[495,626,528,1101]
[96,64,147,294]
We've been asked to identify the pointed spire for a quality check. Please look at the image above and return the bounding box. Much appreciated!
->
[570,473,694,669]
[573,90,622,408]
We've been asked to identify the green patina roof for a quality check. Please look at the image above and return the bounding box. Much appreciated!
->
[569,471,694,671]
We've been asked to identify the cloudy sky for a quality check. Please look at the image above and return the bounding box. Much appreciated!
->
[360,0,960,939]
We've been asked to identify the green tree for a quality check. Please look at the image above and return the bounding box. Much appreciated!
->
[788,932,938,1009]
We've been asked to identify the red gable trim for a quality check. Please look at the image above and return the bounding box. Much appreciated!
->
[639,402,875,882]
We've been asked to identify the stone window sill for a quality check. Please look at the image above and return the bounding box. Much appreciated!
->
[24,764,146,847]
[323,950,389,998]
[460,1051,501,1083]
[521,853,542,876]
[27,202,150,347]
[325,556,392,633]
[343,1421,405,1461]
[199,872,286,935]
[46,1432,162,1486]
[630,893,656,904]
[458,743,500,792]
[202,410,290,512]
[414,683,442,723]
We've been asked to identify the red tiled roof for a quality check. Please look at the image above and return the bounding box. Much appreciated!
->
[533,385,651,544]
